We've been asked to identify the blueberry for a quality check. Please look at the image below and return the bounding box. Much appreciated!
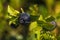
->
[19,13,30,24]
[50,21,56,28]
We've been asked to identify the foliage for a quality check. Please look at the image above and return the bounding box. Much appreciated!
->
[7,4,58,40]
[0,0,60,40]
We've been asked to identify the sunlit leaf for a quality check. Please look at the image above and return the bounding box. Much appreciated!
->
[29,21,38,31]
[8,5,19,16]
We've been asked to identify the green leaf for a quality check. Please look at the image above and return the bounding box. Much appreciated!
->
[30,15,39,22]
[8,5,19,16]
[42,23,55,31]
[37,20,45,27]
[45,16,55,22]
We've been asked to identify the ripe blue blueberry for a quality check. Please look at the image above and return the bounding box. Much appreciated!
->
[19,13,30,24]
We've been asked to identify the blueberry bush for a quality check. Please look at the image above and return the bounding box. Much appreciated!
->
[0,0,60,40]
